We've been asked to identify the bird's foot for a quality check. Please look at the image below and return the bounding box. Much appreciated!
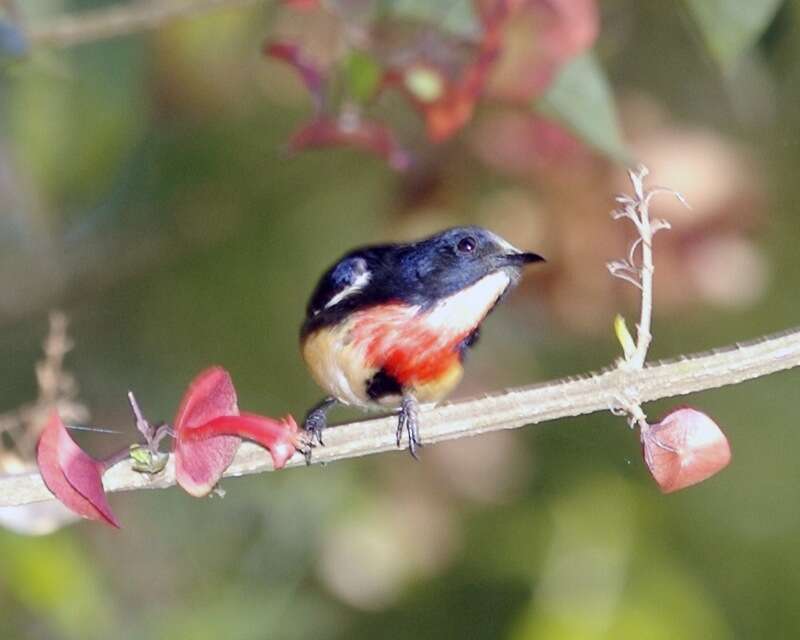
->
[302,397,337,464]
[396,395,422,460]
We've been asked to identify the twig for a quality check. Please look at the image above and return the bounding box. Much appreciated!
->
[27,0,260,49]
[2,326,800,507]
[609,165,685,429]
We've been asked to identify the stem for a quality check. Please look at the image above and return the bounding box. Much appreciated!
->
[151,423,173,451]
[28,0,258,49]
[609,167,683,430]
[631,219,653,370]
[3,326,800,507]
[101,446,131,472]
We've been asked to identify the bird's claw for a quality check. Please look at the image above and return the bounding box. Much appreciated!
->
[302,404,331,465]
[300,438,316,465]
[396,396,422,460]
[305,410,327,447]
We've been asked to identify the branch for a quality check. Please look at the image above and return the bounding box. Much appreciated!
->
[27,0,259,49]
[2,326,800,507]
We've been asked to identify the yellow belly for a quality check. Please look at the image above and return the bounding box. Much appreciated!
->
[411,361,463,403]
[302,323,376,407]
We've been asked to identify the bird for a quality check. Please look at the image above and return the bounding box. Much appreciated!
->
[299,226,544,458]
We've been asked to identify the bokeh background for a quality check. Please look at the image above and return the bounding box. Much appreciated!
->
[1,0,800,638]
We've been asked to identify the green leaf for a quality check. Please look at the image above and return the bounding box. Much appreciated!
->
[381,0,480,39]
[536,52,630,162]
[344,50,382,103]
[614,314,637,361]
[684,0,784,70]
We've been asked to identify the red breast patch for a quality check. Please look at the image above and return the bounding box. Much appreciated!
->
[351,304,467,385]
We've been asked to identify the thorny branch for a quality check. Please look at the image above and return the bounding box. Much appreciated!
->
[1,326,800,507]
[1,168,798,508]
[25,0,259,49]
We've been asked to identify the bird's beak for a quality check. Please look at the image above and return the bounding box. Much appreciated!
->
[500,251,546,267]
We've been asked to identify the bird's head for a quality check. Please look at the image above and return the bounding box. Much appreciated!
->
[397,226,544,298]
[303,226,544,333]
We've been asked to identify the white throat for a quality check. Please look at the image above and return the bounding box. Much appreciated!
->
[423,271,512,333]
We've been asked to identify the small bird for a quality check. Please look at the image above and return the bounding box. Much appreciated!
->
[300,226,544,458]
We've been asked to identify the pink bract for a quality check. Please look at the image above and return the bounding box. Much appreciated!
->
[642,407,732,494]
[36,410,120,528]
[173,367,242,498]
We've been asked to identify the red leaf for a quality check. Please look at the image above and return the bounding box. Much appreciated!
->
[387,62,487,142]
[420,87,481,143]
[532,0,599,62]
[184,413,302,469]
[283,0,320,9]
[288,115,411,170]
[642,407,732,494]
[36,410,119,528]
[264,41,326,113]
[487,0,599,101]
[173,367,242,497]
[384,1,510,142]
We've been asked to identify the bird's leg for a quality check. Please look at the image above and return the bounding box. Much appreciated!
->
[395,407,406,449]
[302,396,338,462]
[396,394,421,460]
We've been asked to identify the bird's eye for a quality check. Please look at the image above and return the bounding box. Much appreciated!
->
[457,236,477,253]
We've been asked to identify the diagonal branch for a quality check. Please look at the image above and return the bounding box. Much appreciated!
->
[2,326,800,508]
[28,0,259,49]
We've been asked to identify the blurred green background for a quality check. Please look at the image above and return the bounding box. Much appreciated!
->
[2,1,800,638]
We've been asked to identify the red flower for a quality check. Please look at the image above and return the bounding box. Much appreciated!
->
[173,367,242,498]
[36,410,119,528]
[642,407,732,494]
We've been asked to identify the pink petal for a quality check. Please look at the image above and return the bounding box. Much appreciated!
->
[642,407,732,494]
[174,367,241,497]
[184,413,302,469]
[36,410,119,528]
[288,116,411,170]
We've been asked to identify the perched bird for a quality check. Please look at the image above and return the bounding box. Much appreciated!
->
[300,226,544,458]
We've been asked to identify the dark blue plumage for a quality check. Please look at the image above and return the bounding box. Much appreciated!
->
[303,226,542,338]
